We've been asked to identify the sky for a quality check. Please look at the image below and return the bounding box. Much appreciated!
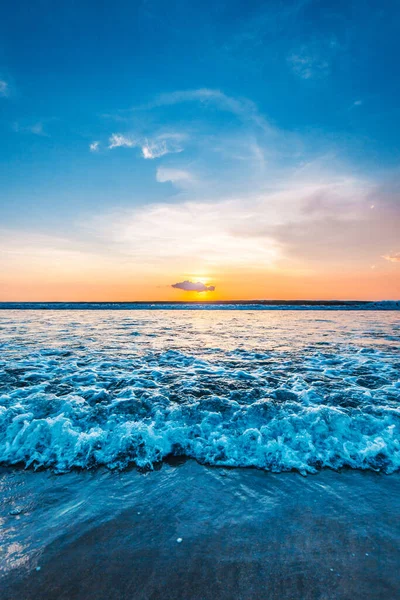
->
[0,0,399,301]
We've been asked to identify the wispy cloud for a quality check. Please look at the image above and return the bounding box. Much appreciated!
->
[171,280,215,292]
[85,166,388,274]
[382,252,400,263]
[51,86,400,277]
[13,122,48,136]
[287,37,340,80]
[108,131,185,158]
[0,79,9,97]
[88,196,282,269]
[142,135,183,159]
[108,133,136,149]
[142,142,166,159]
[89,141,100,152]
[96,89,294,173]
[156,167,193,185]
[133,88,274,135]
[288,51,330,79]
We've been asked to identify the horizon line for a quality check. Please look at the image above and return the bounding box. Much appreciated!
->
[1,299,399,305]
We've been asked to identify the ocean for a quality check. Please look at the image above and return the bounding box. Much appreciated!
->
[1,307,399,599]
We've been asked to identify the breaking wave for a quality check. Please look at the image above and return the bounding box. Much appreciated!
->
[0,310,399,474]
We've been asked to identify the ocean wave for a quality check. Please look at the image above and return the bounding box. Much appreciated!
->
[1,398,399,474]
[0,311,399,474]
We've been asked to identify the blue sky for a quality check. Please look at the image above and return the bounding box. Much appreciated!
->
[1,0,399,300]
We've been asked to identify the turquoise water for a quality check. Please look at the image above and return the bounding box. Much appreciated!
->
[1,310,399,473]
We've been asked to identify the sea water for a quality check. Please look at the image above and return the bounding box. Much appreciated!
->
[1,309,399,474]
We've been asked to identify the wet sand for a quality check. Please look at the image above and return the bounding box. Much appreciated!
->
[1,462,399,600]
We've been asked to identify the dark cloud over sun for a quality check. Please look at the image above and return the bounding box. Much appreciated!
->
[172,280,216,292]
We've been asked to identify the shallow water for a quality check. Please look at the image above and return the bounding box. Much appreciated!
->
[1,463,400,599]
[0,310,399,473]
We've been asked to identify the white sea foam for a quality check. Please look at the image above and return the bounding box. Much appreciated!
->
[0,310,399,473]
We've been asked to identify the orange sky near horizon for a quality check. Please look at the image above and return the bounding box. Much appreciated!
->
[1,266,399,302]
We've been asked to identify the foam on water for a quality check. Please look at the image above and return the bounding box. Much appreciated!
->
[0,310,399,474]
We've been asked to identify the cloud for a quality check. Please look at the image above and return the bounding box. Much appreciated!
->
[382,252,400,263]
[288,52,330,79]
[30,123,45,135]
[156,167,193,184]
[108,131,185,158]
[142,144,162,159]
[88,194,282,269]
[142,132,186,159]
[287,38,339,80]
[90,141,100,152]
[172,280,215,292]
[108,133,136,149]
[0,80,9,97]
[13,122,47,136]
[142,140,170,159]
[84,164,400,276]
[55,79,400,274]
[134,88,273,134]
[4,168,399,300]
[97,89,289,169]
